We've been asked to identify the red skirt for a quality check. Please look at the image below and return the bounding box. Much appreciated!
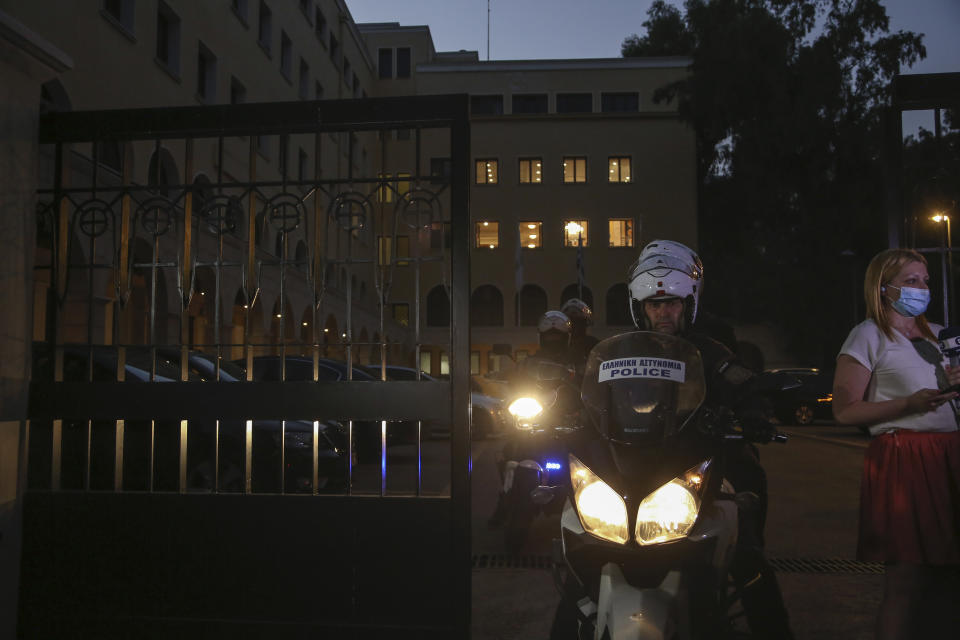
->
[858,429,960,564]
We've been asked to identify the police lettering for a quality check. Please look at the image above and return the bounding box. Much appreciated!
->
[608,367,671,379]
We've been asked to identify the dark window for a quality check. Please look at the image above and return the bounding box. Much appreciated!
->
[299,58,309,99]
[258,1,272,54]
[430,222,451,250]
[396,47,411,78]
[231,0,248,24]
[512,94,548,114]
[517,285,548,326]
[353,73,360,98]
[471,94,503,115]
[601,92,639,112]
[315,81,324,100]
[156,2,181,75]
[230,76,246,104]
[278,134,289,177]
[606,283,632,326]
[280,31,292,80]
[103,0,135,33]
[471,285,504,327]
[561,284,593,310]
[298,148,308,182]
[329,34,340,63]
[343,56,351,81]
[430,157,451,184]
[427,285,450,327]
[315,8,327,44]
[299,0,312,21]
[557,92,592,113]
[197,43,216,102]
[378,48,392,79]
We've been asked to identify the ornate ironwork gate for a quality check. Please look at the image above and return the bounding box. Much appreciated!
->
[22,95,471,637]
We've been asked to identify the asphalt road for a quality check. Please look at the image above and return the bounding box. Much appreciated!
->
[469,423,882,640]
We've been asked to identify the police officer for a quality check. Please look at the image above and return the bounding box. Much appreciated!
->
[560,298,599,378]
[626,239,794,639]
[488,311,575,528]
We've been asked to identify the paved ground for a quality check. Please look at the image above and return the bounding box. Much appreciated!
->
[470,424,882,640]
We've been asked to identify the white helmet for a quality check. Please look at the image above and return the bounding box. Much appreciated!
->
[560,298,593,327]
[627,240,703,330]
[538,310,572,335]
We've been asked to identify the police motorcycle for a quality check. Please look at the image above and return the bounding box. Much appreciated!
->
[544,331,786,640]
[498,353,583,553]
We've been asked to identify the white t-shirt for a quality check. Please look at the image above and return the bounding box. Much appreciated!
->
[838,319,958,435]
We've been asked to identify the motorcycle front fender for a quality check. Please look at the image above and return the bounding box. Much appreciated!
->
[595,563,684,640]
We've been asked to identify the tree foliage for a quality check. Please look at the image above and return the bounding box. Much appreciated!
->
[623,0,933,365]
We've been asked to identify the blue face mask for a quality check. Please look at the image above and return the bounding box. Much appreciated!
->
[886,284,931,317]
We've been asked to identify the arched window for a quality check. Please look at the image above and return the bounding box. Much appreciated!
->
[605,283,632,326]
[560,284,593,310]
[426,285,449,327]
[471,285,504,327]
[516,284,547,326]
[147,148,179,197]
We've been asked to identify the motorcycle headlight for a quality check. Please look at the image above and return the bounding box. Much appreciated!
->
[569,455,629,544]
[508,397,543,420]
[635,460,711,545]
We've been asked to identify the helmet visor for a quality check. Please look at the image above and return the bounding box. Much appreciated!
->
[629,254,701,280]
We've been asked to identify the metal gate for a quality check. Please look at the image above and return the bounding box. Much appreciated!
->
[22,95,471,637]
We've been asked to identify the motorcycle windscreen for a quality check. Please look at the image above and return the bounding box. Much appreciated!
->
[581,332,706,444]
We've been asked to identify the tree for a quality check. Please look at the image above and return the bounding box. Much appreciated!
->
[623,0,928,365]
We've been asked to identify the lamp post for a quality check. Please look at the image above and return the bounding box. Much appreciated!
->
[932,213,952,325]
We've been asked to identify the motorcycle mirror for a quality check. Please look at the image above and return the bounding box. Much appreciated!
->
[733,491,760,512]
[531,485,562,506]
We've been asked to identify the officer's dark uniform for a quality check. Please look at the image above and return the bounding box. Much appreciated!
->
[549,330,794,640]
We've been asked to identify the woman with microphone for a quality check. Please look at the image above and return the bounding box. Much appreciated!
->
[833,248,960,639]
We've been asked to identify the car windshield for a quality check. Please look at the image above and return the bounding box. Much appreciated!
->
[580,331,705,444]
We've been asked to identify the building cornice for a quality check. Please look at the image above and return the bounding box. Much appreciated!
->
[417,56,692,74]
[0,8,73,74]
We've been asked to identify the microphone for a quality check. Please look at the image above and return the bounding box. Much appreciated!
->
[937,327,960,392]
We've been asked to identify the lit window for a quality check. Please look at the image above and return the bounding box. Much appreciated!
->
[396,172,411,198]
[563,156,587,183]
[476,221,500,249]
[470,352,481,375]
[378,235,410,266]
[378,172,393,203]
[520,221,543,249]
[563,220,589,247]
[608,156,631,183]
[608,219,634,247]
[519,158,542,184]
[420,351,431,376]
[391,303,410,327]
[476,159,498,185]
[440,352,449,376]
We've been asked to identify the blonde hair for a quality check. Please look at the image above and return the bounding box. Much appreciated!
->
[864,248,934,340]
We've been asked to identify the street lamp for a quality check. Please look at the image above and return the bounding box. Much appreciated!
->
[931,213,952,325]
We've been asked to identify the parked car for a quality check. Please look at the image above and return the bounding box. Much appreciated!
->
[361,365,507,439]
[761,367,834,425]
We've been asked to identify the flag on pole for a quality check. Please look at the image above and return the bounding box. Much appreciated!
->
[576,231,584,299]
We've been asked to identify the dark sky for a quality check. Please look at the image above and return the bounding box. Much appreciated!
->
[347,0,959,133]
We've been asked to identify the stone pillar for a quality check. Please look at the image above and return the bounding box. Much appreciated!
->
[0,9,72,636]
